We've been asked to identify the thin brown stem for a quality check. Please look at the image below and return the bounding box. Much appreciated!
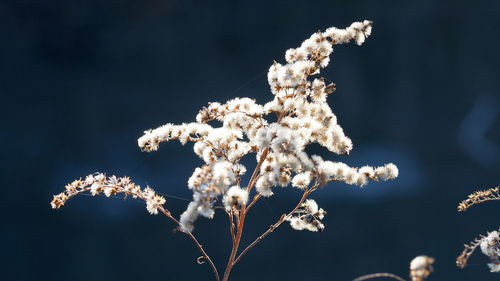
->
[245,147,270,193]
[457,186,500,212]
[222,207,246,281]
[233,184,319,265]
[245,193,262,212]
[158,206,220,281]
[228,210,236,242]
[221,146,272,281]
[221,112,290,281]
[352,273,407,281]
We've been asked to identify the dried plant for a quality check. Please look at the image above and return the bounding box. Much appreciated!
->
[51,20,399,281]
[353,255,435,281]
[457,229,500,272]
[457,186,500,272]
[457,186,500,212]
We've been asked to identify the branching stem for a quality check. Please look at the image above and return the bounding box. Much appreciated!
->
[233,183,319,265]
[221,147,270,281]
[158,206,221,281]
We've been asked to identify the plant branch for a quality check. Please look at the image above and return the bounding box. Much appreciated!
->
[158,206,220,281]
[245,193,262,212]
[233,183,319,265]
[352,273,407,281]
[228,210,236,242]
[245,147,270,193]
[221,146,272,281]
[222,207,246,281]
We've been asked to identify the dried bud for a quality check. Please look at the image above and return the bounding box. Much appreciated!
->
[410,255,435,281]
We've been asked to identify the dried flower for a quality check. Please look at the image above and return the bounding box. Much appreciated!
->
[457,228,500,272]
[286,199,327,232]
[353,255,435,281]
[410,255,435,281]
[457,186,500,212]
[223,185,249,211]
[481,231,500,272]
[51,20,399,281]
[132,19,397,233]
[456,185,500,272]
[51,173,165,215]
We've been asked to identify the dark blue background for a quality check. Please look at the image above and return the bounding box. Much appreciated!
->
[3,0,499,280]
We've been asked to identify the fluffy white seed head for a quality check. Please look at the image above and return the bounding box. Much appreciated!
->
[287,199,326,232]
[131,20,397,232]
[223,185,249,211]
[410,255,435,281]
[52,20,400,242]
[291,172,312,189]
[180,202,198,232]
[146,194,166,215]
[479,231,500,272]
[303,199,319,214]
[375,163,399,180]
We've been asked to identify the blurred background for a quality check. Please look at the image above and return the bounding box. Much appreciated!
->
[2,0,499,280]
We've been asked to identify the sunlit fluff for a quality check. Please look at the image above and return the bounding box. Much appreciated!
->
[52,20,398,281]
[134,19,396,232]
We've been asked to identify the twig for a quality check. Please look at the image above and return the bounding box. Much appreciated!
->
[245,147,270,193]
[158,207,220,281]
[353,273,407,281]
[221,147,271,281]
[456,233,486,269]
[457,186,500,212]
[228,210,236,242]
[222,207,246,281]
[245,193,262,212]
[233,183,319,265]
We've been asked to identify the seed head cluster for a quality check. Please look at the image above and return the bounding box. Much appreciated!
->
[410,255,435,281]
[52,20,397,235]
[286,199,327,232]
[135,20,397,232]
[51,173,166,215]
[457,186,500,212]
[50,20,403,281]
[457,228,500,272]
[456,185,500,273]
[457,230,500,272]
